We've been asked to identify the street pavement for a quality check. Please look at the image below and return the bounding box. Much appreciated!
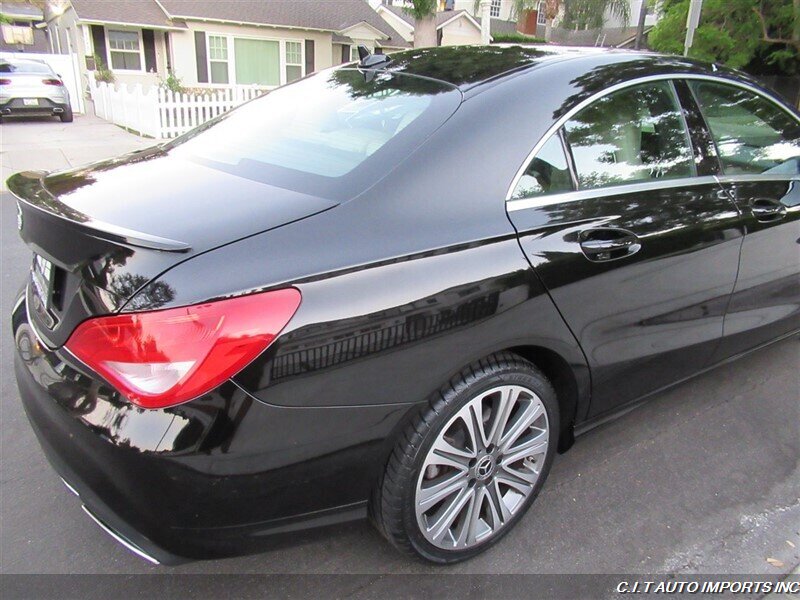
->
[1,115,798,592]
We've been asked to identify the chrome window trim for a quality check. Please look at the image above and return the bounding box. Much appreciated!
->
[505,73,800,207]
[507,176,718,212]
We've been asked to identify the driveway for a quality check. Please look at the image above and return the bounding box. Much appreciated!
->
[1,116,798,593]
[0,113,152,191]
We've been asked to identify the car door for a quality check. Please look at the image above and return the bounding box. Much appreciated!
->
[684,79,800,359]
[506,79,743,418]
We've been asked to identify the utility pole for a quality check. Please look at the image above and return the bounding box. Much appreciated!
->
[634,0,648,50]
[684,0,703,56]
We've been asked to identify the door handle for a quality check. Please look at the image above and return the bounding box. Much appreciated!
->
[750,198,787,222]
[579,228,641,262]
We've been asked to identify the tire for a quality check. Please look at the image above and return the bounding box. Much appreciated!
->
[59,107,73,123]
[371,352,559,563]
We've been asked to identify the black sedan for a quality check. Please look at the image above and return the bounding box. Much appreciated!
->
[9,45,800,565]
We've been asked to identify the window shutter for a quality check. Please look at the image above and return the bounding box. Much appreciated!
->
[142,29,157,72]
[304,39,314,74]
[90,25,106,68]
[194,30,208,83]
[341,44,350,63]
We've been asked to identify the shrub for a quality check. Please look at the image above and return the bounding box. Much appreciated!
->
[492,32,547,44]
[160,71,187,94]
[93,54,115,83]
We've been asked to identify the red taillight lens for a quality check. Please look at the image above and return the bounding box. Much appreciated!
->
[65,289,302,409]
[42,78,63,86]
[0,79,11,85]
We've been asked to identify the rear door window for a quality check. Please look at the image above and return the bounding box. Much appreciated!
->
[511,134,574,199]
[563,81,696,190]
[688,80,800,175]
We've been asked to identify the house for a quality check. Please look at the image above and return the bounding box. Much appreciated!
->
[0,1,50,53]
[376,6,483,46]
[375,5,523,46]
[43,0,409,89]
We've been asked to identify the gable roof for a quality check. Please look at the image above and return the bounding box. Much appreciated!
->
[158,0,407,44]
[382,7,480,30]
[68,0,185,29]
[0,1,43,20]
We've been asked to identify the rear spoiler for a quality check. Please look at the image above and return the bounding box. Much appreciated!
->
[7,171,191,253]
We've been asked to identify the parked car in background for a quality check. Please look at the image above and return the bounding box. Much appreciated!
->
[0,57,72,122]
[9,45,800,565]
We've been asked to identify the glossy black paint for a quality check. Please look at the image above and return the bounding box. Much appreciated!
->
[10,47,800,563]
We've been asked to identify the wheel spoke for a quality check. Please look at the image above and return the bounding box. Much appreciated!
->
[454,486,481,547]
[499,400,544,453]
[428,486,474,544]
[486,386,519,446]
[485,479,511,528]
[431,436,474,468]
[496,464,537,490]
[418,471,469,510]
[467,400,490,451]
[502,432,548,465]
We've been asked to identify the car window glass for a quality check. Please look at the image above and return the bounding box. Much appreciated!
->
[689,81,800,175]
[0,61,51,73]
[511,134,573,199]
[564,81,695,190]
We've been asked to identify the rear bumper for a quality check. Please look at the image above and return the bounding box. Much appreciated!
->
[0,98,69,116]
[12,296,408,563]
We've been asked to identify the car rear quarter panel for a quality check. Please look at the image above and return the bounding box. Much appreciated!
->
[127,71,592,416]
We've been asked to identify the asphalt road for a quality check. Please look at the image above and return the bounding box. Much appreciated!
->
[1,118,799,594]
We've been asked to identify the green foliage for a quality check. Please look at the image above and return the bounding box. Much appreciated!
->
[160,71,186,94]
[649,0,797,73]
[562,0,631,30]
[92,53,115,83]
[0,12,12,24]
[491,32,547,43]
[403,0,438,20]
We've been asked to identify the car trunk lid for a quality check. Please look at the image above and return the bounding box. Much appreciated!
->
[9,147,338,347]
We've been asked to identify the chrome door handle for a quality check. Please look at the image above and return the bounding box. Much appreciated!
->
[751,198,787,222]
[579,228,641,262]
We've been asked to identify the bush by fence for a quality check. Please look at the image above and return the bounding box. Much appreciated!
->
[88,76,267,139]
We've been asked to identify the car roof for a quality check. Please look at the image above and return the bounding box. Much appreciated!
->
[376,45,725,93]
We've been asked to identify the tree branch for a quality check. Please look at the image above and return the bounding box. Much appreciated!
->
[752,6,799,48]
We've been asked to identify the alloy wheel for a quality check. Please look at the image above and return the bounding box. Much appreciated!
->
[414,384,549,550]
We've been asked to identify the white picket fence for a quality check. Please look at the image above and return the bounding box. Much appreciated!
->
[88,76,266,139]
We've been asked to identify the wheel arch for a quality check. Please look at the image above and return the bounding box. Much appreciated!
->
[506,345,579,453]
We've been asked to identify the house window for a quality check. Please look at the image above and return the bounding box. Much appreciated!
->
[537,1,547,24]
[285,41,303,83]
[208,35,229,84]
[234,38,280,86]
[350,45,360,61]
[108,30,142,70]
[490,0,501,18]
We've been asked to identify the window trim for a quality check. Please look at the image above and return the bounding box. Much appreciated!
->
[490,0,502,18]
[207,33,230,84]
[203,32,306,88]
[505,73,800,206]
[537,2,547,25]
[106,28,145,72]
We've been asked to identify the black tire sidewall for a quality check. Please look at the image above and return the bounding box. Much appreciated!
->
[400,362,559,563]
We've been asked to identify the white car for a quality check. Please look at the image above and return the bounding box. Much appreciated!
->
[0,58,72,122]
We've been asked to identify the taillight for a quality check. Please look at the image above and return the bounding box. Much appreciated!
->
[65,289,301,409]
[0,79,11,85]
[42,78,63,86]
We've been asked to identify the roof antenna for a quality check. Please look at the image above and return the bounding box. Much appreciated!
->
[357,44,391,68]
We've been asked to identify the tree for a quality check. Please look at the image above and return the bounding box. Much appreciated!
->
[649,0,799,71]
[561,0,631,30]
[404,0,438,48]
